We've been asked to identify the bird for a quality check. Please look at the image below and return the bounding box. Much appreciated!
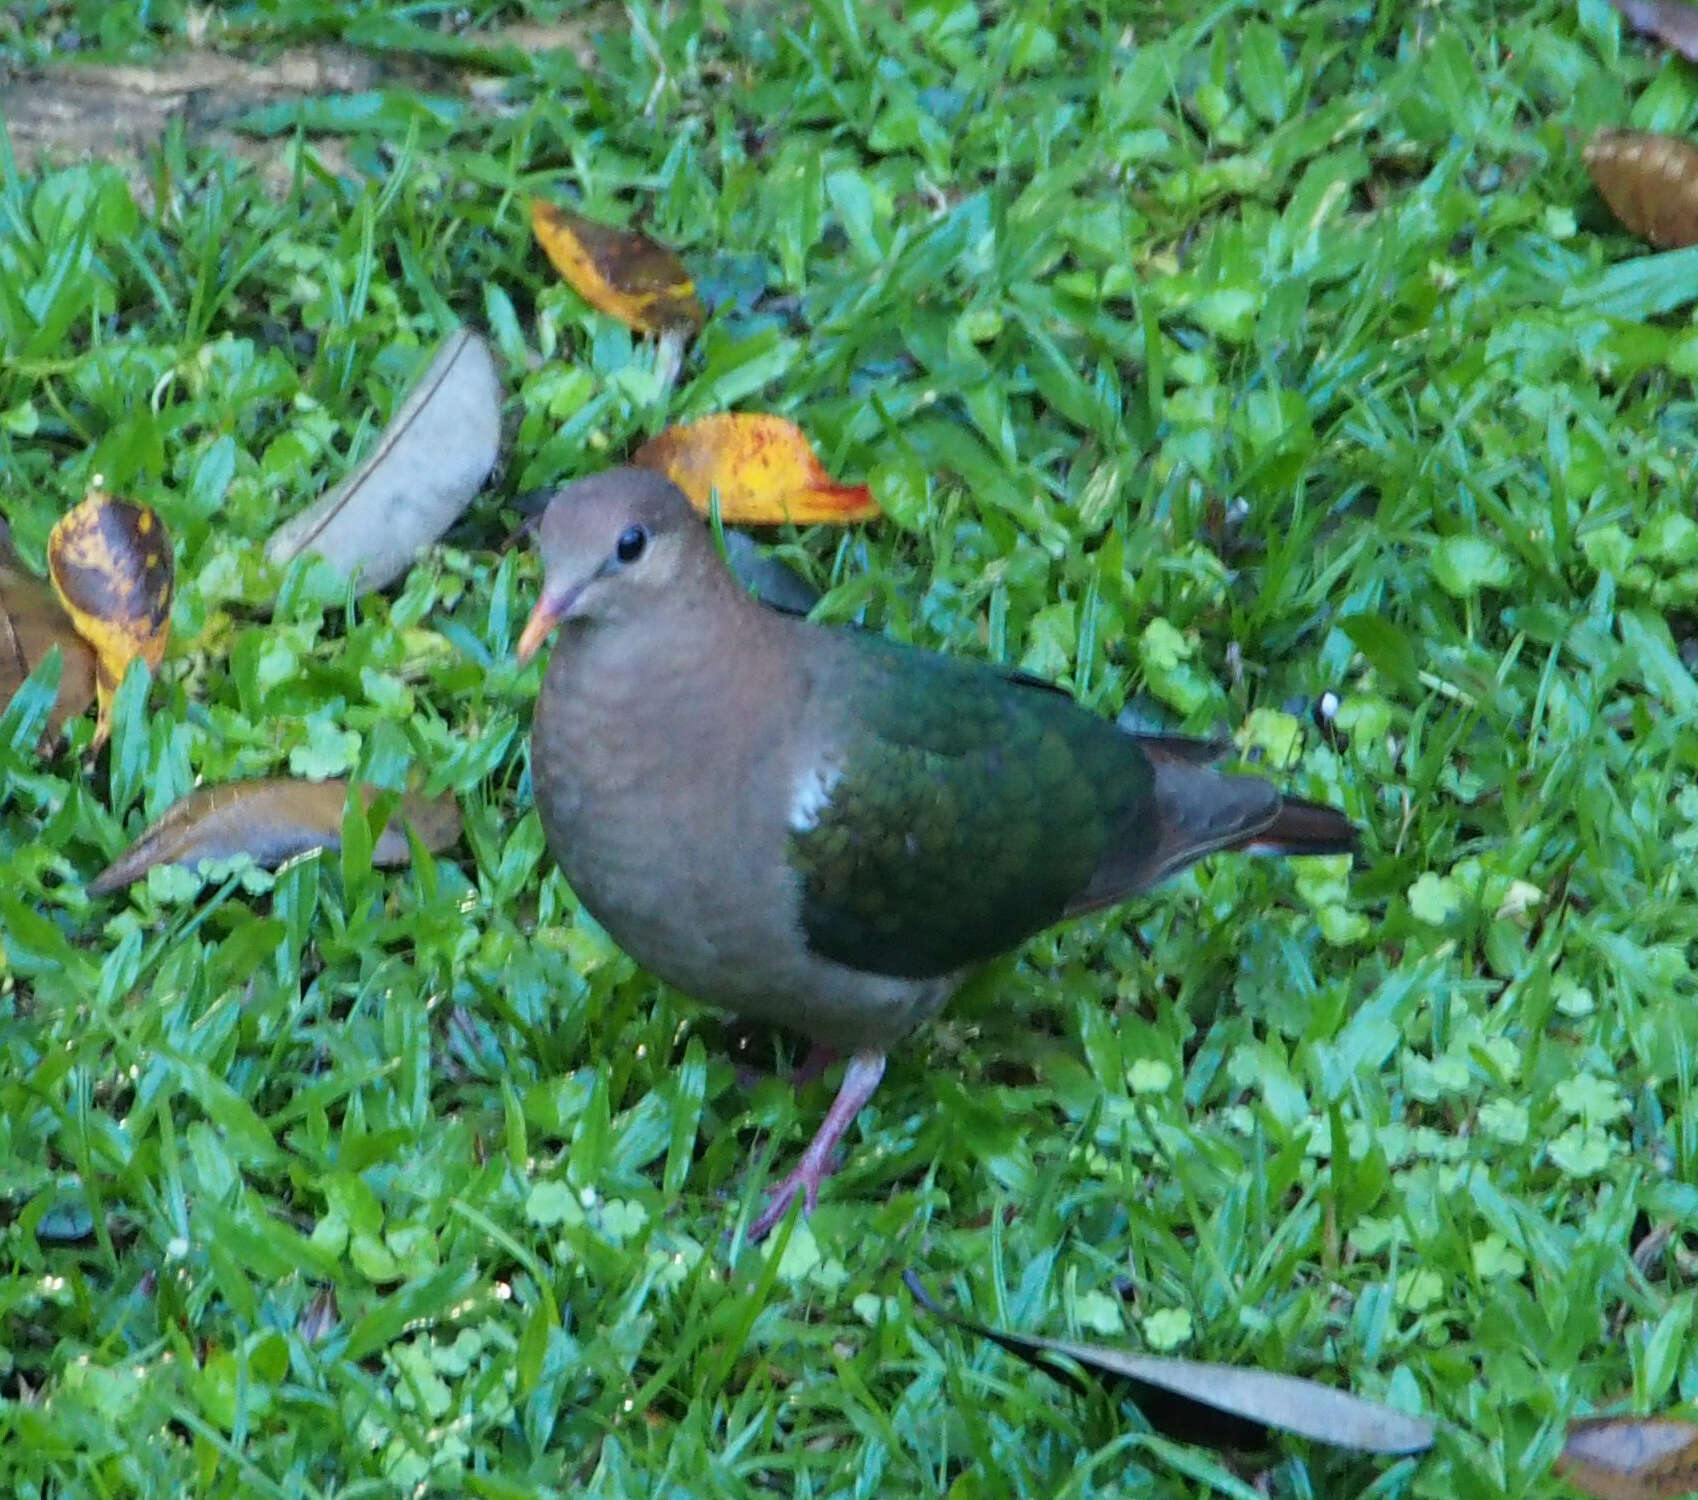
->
[517,468,1357,1243]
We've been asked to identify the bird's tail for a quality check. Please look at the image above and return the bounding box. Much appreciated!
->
[1230,793,1358,859]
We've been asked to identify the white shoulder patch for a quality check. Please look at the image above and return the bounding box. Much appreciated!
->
[788,759,843,834]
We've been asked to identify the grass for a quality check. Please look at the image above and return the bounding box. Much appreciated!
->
[3,0,1698,1494]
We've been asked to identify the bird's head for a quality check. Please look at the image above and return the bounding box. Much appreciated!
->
[517,468,704,661]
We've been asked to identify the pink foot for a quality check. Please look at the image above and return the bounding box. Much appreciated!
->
[745,1165,820,1243]
[744,1050,886,1244]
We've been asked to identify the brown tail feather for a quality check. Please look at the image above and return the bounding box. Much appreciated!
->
[1231,794,1358,858]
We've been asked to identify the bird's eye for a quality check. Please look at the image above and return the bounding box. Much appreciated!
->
[615,524,648,563]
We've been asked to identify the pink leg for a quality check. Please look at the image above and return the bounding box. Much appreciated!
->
[745,1050,886,1243]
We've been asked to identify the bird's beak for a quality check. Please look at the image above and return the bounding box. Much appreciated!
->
[517,584,578,663]
[518,553,621,662]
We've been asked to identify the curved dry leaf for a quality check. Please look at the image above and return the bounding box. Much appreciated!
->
[47,487,173,744]
[905,1273,1435,1458]
[1585,130,1698,249]
[1559,1417,1698,1500]
[531,199,703,336]
[0,528,98,741]
[88,778,462,895]
[632,414,880,525]
[1609,0,1698,62]
[266,327,501,596]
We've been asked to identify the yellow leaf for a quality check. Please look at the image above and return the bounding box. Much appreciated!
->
[47,487,174,744]
[531,199,703,336]
[632,414,880,525]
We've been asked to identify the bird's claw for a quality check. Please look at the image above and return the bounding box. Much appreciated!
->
[744,1167,820,1244]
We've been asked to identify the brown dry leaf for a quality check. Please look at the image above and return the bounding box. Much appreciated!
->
[1558,1417,1698,1500]
[632,414,880,525]
[531,199,703,336]
[46,488,173,743]
[1609,0,1698,62]
[0,523,98,743]
[88,779,462,895]
[1585,129,1698,248]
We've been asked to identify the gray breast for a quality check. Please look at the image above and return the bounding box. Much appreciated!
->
[530,631,953,1051]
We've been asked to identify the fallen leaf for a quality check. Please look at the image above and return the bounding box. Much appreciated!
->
[88,779,462,895]
[632,414,879,525]
[1559,1417,1698,1500]
[905,1273,1435,1457]
[1585,130,1698,249]
[531,199,703,336]
[266,326,501,596]
[47,488,173,743]
[0,523,99,743]
[1608,0,1698,62]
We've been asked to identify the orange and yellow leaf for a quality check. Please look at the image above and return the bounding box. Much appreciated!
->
[632,414,879,525]
[47,487,173,742]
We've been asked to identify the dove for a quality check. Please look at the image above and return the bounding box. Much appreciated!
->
[519,469,1355,1241]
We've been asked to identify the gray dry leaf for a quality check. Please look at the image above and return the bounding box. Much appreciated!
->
[266,327,501,595]
[1559,1417,1698,1500]
[1052,1345,1437,1455]
[88,779,462,894]
[905,1273,1435,1458]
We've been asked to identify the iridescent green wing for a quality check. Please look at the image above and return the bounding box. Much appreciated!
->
[788,635,1159,979]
